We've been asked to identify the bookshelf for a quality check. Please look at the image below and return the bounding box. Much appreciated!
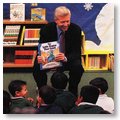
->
[3,19,48,68]
[81,32,114,71]
[3,20,114,71]
[81,49,114,71]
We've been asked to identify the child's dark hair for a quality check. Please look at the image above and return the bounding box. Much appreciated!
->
[39,85,56,104]
[51,71,68,89]
[89,77,108,94]
[8,80,26,96]
[80,85,99,104]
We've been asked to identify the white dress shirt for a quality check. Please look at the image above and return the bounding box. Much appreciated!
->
[96,94,114,113]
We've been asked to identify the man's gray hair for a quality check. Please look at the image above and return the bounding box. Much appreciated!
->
[54,6,71,20]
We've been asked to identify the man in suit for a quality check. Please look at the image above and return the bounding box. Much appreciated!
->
[33,6,84,97]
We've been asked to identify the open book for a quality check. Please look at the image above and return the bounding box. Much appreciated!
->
[38,41,62,70]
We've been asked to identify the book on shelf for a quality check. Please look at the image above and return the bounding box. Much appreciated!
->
[24,28,40,46]
[81,56,85,68]
[10,3,25,21]
[100,55,106,68]
[88,56,100,69]
[109,54,114,72]
[81,31,85,54]
[3,25,22,46]
[15,50,37,64]
[38,41,62,70]
[19,26,26,46]
[31,8,46,21]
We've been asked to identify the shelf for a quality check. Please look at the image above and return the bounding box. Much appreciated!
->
[82,53,109,71]
[85,68,108,71]
[84,50,112,54]
[3,63,35,68]
[3,50,37,68]
[3,19,48,25]
[3,45,38,48]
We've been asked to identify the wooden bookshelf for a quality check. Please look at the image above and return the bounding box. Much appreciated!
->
[3,50,37,68]
[3,19,48,25]
[81,32,114,71]
[82,50,113,71]
[3,19,47,68]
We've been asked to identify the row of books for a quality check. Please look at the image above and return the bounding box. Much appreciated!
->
[88,56,106,69]
[3,25,40,46]
[10,3,46,21]
[3,50,37,64]
[3,25,21,45]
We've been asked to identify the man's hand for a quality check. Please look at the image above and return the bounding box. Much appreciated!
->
[55,53,66,62]
[37,56,46,64]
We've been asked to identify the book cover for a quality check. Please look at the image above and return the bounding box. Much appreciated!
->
[10,3,25,21]
[38,41,62,70]
[31,8,46,21]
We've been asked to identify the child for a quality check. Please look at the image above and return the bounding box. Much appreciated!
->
[51,71,76,113]
[8,80,35,113]
[69,85,107,114]
[36,85,63,114]
[89,77,114,113]
[3,90,11,114]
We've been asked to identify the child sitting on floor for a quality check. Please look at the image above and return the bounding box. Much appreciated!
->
[8,80,36,113]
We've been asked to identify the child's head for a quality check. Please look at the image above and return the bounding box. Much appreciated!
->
[8,80,27,97]
[38,85,56,104]
[51,71,68,89]
[89,77,108,94]
[80,85,99,104]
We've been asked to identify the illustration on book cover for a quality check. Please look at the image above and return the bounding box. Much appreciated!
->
[38,41,62,70]
[10,3,25,21]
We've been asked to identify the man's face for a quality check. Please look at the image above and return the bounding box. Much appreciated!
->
[55,15,70,32]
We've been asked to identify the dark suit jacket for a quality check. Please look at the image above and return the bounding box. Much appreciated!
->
[39,22,82,64]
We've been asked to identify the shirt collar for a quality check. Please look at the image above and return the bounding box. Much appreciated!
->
[78,102,96,106]
[57,26,62,37]
[11,96,24,99]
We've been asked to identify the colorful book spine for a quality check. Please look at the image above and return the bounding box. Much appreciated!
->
[20,26,26,45]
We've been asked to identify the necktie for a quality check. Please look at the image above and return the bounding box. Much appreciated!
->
[59,32,65,53]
